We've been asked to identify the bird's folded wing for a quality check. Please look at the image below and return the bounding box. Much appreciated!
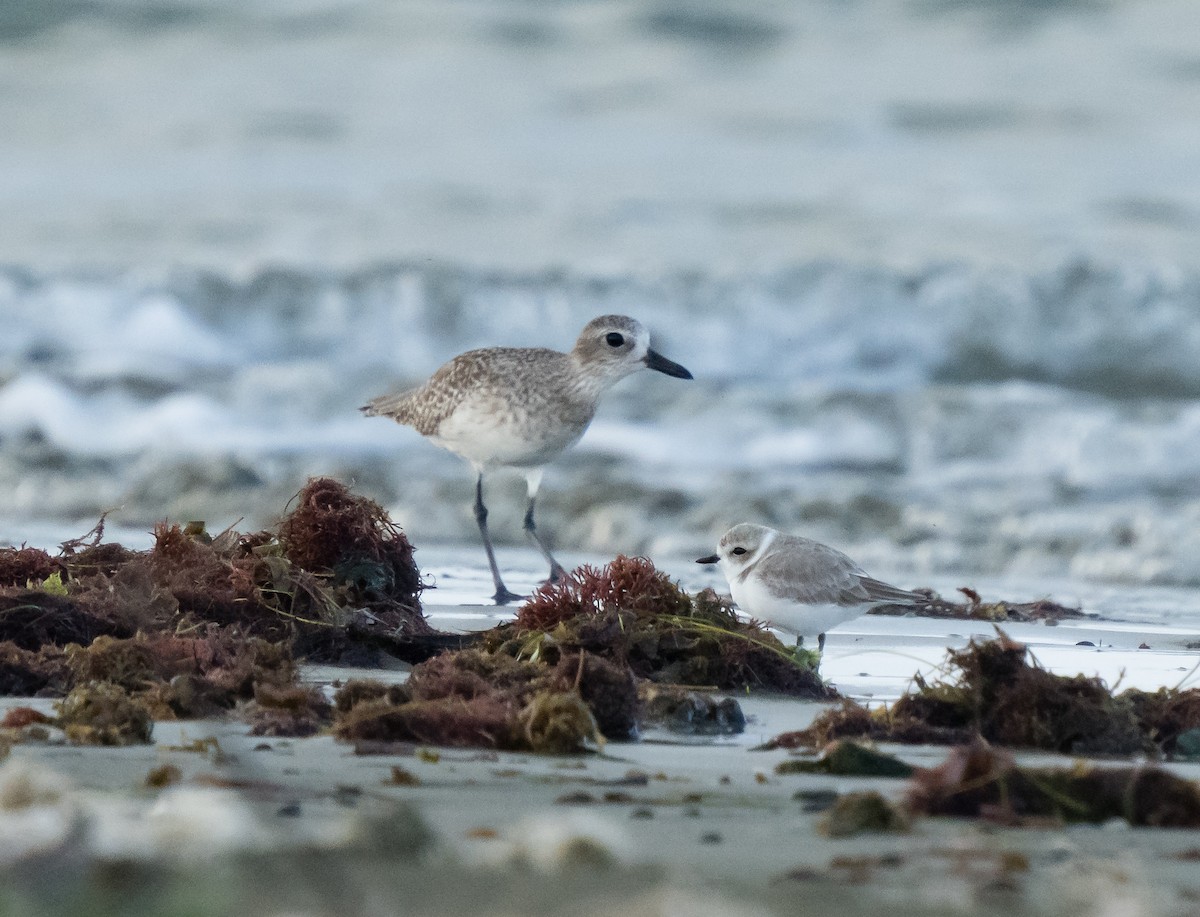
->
[755,550,874,607]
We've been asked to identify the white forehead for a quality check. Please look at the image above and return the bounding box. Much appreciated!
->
[720,523,769,551]
[580,314,647,343]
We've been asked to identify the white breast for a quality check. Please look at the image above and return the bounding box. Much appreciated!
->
[730,574,869,639]
[432,398,587,469]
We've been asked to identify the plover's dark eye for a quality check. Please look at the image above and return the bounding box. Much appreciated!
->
[605,332,625,347]
[731,546,747,556]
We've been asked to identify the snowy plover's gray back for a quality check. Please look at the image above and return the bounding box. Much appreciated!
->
[697,522,923,651]
[364,315,692,603]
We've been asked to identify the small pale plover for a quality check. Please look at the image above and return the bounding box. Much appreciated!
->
[364,315,692,603]
[696,522,923,651]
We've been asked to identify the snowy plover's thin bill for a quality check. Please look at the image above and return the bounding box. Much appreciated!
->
[697,522,923,651]
[364,315,692,604]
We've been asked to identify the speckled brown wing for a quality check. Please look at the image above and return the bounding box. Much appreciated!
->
[362,346,593,443]
[361,352,488,435]
[362,348,525,435]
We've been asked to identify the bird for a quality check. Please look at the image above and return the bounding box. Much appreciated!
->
[363,315,693,604]
[696,522,924,651]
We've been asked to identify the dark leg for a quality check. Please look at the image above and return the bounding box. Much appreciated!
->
[474,474,523,604]
[796,634,825,653]
[524,495,567,582]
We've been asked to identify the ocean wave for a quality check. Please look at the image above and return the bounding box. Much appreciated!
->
[4,258,1200,396]
[3,257,1200,586]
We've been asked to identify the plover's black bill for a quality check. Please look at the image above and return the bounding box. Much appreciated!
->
[696,554,719,564]
[644,349,693,379]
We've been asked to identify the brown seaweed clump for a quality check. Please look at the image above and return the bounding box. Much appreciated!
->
[0,547,61,588]
[0,642,72,697]
[0,478,437,707]
[0,592,134,651]
[508,556,831,697]
[777,740,915,778]
[908,740,1200,827]
[766,635,1200,758]
[333,648,623,753]
[871,586,1085,624]
[67,630,297,719]
[278,477,423,622]
[1123,687,1200,758]
[56,682,154,746]
[242,683,333,737]
[330,558,803,752]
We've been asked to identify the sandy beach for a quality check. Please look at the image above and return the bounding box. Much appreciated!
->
[4,1,1200,913]
[2,546,1198,917]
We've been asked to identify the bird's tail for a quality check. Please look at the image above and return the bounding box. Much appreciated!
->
[859,576,926,605]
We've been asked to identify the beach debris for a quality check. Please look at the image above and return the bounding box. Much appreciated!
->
[277,477,424,630]
[517,691,604,754]
[0,478,438,746]
[506,556,831,697]
[639,684,746,735]
[0,707,51,729]
[333,650,619,753]
[0,642,72,697]
[332,559,815,752]
[0,546,60,588]
[2,484,851,755]
[764,635,1200,757]
[0,478,429,679]
[144,764,183,789]
[336,694,514,749]
[0,591,133,650]
[820,790,909,837]
[334,678,410,712]
[1124,687,1200,757]
[66,631,295,709]
[776,740,914,778]
[907,739,1200,827]
[242,683,333,737]
[55,683,153,746]
[386,766,420,786]
[871,587,1085,623]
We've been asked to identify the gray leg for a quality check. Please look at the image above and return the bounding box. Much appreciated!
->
[522,468,567,583]
[474,474,523,605]
[524,495,567,582]
[796,634,826,653]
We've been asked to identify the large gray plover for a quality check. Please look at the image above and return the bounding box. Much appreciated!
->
[696,523,923,651]
[363,315,693,603]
